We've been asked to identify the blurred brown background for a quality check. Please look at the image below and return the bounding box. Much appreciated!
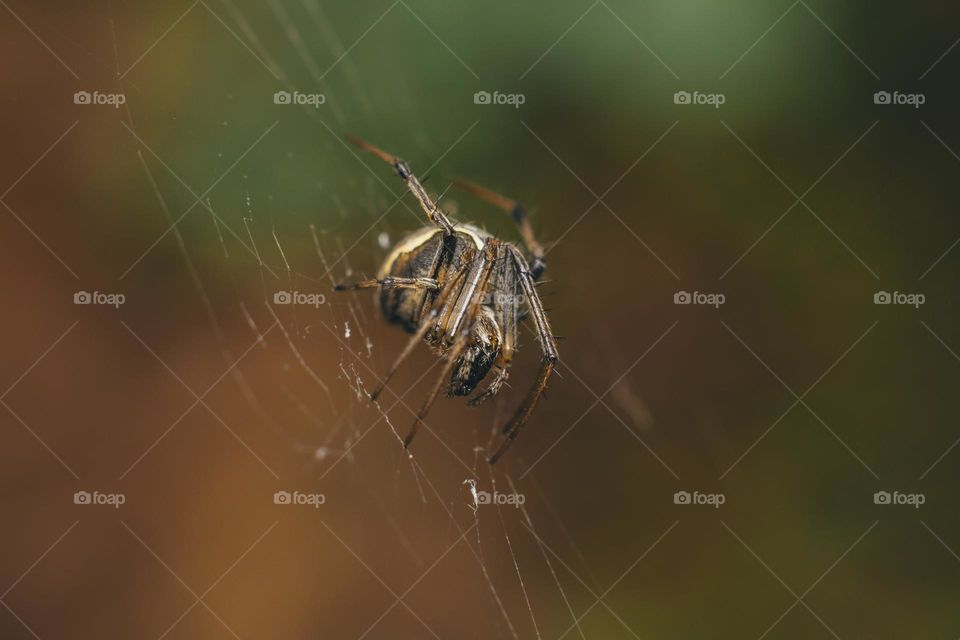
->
[2,1,960,638]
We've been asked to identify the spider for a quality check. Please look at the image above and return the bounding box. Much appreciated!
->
[334,136,558,464]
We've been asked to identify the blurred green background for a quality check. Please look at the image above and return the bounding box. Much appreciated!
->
[2,1,960,638]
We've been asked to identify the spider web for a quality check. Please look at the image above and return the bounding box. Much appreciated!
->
[116,1,595,637]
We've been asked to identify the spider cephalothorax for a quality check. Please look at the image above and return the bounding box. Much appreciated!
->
[335,136,558,463]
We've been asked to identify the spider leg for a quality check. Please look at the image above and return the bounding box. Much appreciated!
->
[334,276,438,291]
[467,365,508,407]
[368,269,466,402]
[403,240,498,449]
[452,179,546,278]
[346,135,455,236]
[402,330,470,448]
[468,246,516,406]
[488,245,559,465]
[369,310,437,403]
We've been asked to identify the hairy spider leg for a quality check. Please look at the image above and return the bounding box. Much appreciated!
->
[367,267,467,402]
[347,224,459,402]
[425,238,471,342]
[333,276,439,291]
[403,239,499,449]
[346,135,455,235]
[488,244,559,464]
[468,246,517,407]
[452,179,546,278]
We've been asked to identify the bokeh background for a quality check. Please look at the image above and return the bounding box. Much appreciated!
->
[2,1,960,638]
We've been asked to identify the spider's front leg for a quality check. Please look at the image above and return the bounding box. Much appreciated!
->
[346,135,455,236]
